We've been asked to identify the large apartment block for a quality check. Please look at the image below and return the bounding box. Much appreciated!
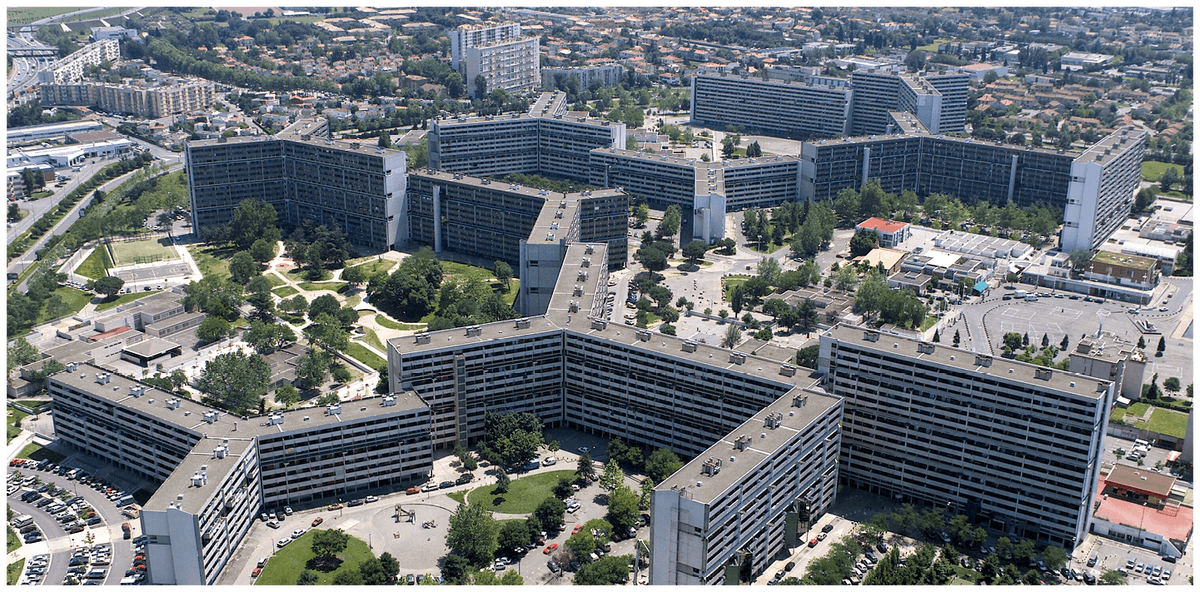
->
[186,119,407,252]
[541,64,625,91]
[38,39,120,84]
[39,78,215,118]
[450,22,539,98]
[819,325,1112,548]
[1060,127,1148,252]
[48,364,433,585]
[691,74,853,138]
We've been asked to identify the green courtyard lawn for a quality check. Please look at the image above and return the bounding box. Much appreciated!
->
[272,285,300,298]
[442,261,499,284]
[348,258,395,278]
[7,557,24,585]
[256,530,374,586]
[8,526,21,553]
[298,281,345,292]
[1141,160,1185,183]
[265,273,286,288]
[286,267,332,283]
[94,290,162,313]
[8,409,29,443]
[374,314,423,331]
[344,342,386,373]
[1113,402,1150,423]
[1147,407,1188,438]
[190,244,237,280]
[15,400,51,413]
[35,287,94,325]
[465,470,576,514]
[18,442,65,463]
[75,248,110,280]
[722,275,751,301]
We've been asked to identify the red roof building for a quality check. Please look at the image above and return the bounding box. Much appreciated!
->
[855,217,911,249]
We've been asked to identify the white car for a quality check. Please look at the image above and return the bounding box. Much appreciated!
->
[542,457,557,466]
[276,537,292,548]
[292,528,306,538]
[365,495,379,503]
[577,446,590,453]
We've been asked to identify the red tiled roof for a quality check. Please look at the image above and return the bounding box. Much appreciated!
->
[857,217,909,234]
[93,326,132,340]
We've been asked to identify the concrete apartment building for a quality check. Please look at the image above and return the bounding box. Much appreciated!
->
[47,364,433,585]
[1060,127,1148,252]
[38,39,120,85]
[819,325,1113,548]
[541,64,625,91]
[449,22,539,98]
[186,118,407,252]
[690,74,853,138]
[851,71,970,136]
[40,78,216,118]
[1068,332,1147,401]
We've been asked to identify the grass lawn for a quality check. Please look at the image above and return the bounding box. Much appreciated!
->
[109,238,179,266]
[447,491,466,504]
[7,557,23,585]
[265,273,286,288]
[286,267,332,282]
[442,261,498,283]
[256,531,374,586]
[1159,190,1191,201]
[75,247,110,280]
[465,470,576,514]
[266,15,326,25]
[15,400,51,412]
[916,37,955,52]
[345,294,362,308]
[191,244,237,280]
[920,315,939,331]
[1147,407,1188,438]
[8,409,30,443]
[273,286,300,298]
[748,241,785,254]
[31,190,53,200]
[375,314,423,331]
[35,287,93,324]
[7,7,83,24]
[344,342,386,373]
[1115,402,1151,422]
[1141,160,1185,182]
[362,328,385,352]
[349,258,395,277]
[298,281,344,292]
[18,442,65,463]
[7,525,21,553]
[94,290,162,313]
[722,275,751,300]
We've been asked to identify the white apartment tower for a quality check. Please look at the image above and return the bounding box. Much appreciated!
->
[449,22,539,99]
[1060,126,1148,252]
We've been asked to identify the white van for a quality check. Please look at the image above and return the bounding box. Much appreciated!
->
[12,514,34,528]
[1013,290,1027,298]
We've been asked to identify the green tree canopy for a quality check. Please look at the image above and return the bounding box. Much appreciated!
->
[446,503,499,567]
[196,351,270,413]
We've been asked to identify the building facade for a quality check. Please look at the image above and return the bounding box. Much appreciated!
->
[691,74,853,138]
[541,64,625,91]
[450,22,539,99]
[186,119,407,252]
[40,78,216,118]
[819,325,1112,548]
[38,39,120,85]
[1060,127,1148,252]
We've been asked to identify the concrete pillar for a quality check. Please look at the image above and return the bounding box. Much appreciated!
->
[700,207,711,244]
[862,147,871,187]
[432,185,442,254]
[1007,154,1019,203]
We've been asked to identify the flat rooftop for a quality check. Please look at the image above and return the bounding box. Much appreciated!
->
[1077,126,1146,163]
[528,196,580,245]
[825,324,1111,399]
[806,129,1078,158]
[121,338,181,358]
[657,381,840,504]
[1094,474,1192,543]
[143,437,255,514]
[1106,464,1177,498]
[1091,250,1157,270]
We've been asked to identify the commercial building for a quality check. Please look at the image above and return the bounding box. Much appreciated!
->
[186,118,407,252]
[1060,127,1148,252]
[819,325,1113,548]
[47,364,433,585]
[856,217,911,248]
[1068,333,1147,401]
[6,120,103,146]
[1081,251,1160,291]
[40,78,216,118]
[690,74,853,138]
[449,22,539,98]
[38,39,120,85]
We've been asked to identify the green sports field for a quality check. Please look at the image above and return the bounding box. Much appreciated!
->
[108,238,179,266]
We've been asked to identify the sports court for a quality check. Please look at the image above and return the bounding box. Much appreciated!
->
[108,237,180,266]
[112,261,193,283]
[993,305,1086,336]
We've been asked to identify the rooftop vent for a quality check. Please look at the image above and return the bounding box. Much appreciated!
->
[780,365,797,377]
[515,319,531,329]
[1034,368,1053,381]
[585,245,594,254]
[764,411,784,429]
[212,444,227,459]
[792,394,808,408]
[568,301,579,313]
[733,435,750,451]
[862,330,880,342]
[975,354,992,367]
[465,326,482,337]
[682,341,698,353]
[415,334,431,345]
[191,472,206,487]
[590,319,607,331]
[917,342,935,354]
[66,362,78,372]
[635,330,651,342]
[203,411,218,424]
[573,285,583,297]
[326,404,341,416]
[129,385,145,397]
[581,257,591,268]
[165,398,180,410]
[700,457,722,476]
[729,352,746,365]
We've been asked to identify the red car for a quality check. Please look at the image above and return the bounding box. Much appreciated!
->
[252,568,262,578]
[572,525,583,535]
[543,543,559,555]
[406,487,420,495]
[808,538,818,548]
[311,517,323,527]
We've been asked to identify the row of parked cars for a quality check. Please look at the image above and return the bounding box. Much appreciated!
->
[15,554,50,586]
[1124,556,1172,585]
[63,543,117,585]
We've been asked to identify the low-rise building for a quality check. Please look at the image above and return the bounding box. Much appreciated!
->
[855,218,911,248]
[1083,251,1160,291]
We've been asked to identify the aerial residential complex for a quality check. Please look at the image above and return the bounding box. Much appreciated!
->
[448,22,540,98]
[818,325,1113,548]
[48,365,433,585]
[185,118,408,252]
[39,77,216,118]
[1060,127,1149,252]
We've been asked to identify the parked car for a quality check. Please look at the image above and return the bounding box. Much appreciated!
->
[544,543,559,555]
[311,517,323,527]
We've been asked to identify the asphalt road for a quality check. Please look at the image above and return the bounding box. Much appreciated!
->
[7,159,109,245]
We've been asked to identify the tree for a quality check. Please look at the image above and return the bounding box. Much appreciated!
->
[250,238,276,263]
[230,198,280,250]
[497,520,531,553]
[294,349,330,390]
[196,316,232,343]
[493,471,511,494]
[850,229,879,257]
[183,276,244,321]
[577,452,596,481]
[359,556,388,585]
[447,503,499,566]
[533,496,566,534]
[1138,336,1146,349]
[1041,545,1068,571]
[274,384,300,407]
[833,265,858,292]
[1164,377,1181,393]
[644,448,683,482]
[1157,336,1166,355]
[330,364,352,384]
[574,555,634,585]
[440,554,472,584]
[93,276,125,299]
[378,553,399,583]
[658,204,682,239]
[229,250,259,285]
[682,240,708,260]
[308,294,341,320]
[606,484,639,534]
[1012,539,1036,565]
[7,337,40,374]
[305,313,350,357]
[1100,570,1125,585]
[994,536,1013,560]
[553,477,575,500]
[1068,249,1093,272]
[634,202,650,227]
[297,570,319,585]
[566,529,597,556]
[244,320,295,354]
[746,141,763,157]
[341,264,366,289]
[499,570,523,585]
[600,459,624,491]
[332,570,362,585]
[757,257,781,285]
[1060,334,1070,350]
[1160,166,1180,192]
[473,74,487,99]
[196,351,270,413]
[635,243,668,272]
[311,528,349,568]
